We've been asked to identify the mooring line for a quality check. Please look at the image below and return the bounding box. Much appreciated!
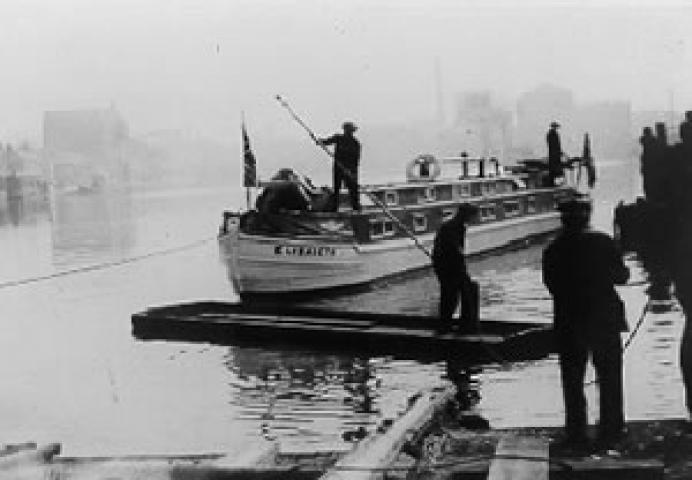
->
[0,236,216,291]
[584,298,653,387]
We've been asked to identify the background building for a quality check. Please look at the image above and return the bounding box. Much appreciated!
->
[43,106,129,192]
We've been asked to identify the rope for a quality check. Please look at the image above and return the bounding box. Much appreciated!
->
[623,299,652,350]
[584,299,651,387]
[0,236,215,291]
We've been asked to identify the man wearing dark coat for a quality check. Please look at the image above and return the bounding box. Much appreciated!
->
[319,122,361,211]
[542,199,630,450]
[432,203,480,334]
[639,126,658,200]
[255,168,311,214]
[669,112,692,428]
[671,214,692,431]
[547,121,564,186]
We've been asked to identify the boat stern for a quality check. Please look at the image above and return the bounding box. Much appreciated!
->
[218,210,243,294]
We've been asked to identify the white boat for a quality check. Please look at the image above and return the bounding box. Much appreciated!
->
[219,155,577,297]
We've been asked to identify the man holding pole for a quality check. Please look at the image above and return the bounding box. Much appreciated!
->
[319,122,361,212]
[432,203,480,334]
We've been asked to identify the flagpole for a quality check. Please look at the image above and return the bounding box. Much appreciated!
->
[241,111,256,210]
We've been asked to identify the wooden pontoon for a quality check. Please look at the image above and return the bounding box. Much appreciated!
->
[131,301,553,363]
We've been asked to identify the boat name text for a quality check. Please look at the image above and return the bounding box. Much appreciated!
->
[274,245,337,257]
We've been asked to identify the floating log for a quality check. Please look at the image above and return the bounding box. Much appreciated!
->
[320,385,456,480]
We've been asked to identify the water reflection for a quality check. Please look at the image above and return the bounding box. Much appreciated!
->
[0,191,50,227]
[51,191,134,267]
[226,348,383,445]
[219,342,492,448]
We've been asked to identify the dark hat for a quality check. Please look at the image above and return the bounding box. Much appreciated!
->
[342,121,357,132]
[271,168,298,181]
[557,198,592,216]
[455,203,479,220]
[550,121,560,128]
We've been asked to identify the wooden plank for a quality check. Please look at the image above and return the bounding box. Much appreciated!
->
[5,440,282,480]
[186,313,377,330]
[487,436,548,480]
[176,315,509,345]
[320,385,456,480]
[552,458,664,480]
[199,312,377,327]
[180,314,507,342]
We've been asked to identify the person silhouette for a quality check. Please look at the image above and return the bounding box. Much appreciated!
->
[543,199,629,451]
[432,203,480,334]
[319,122,362,212]
[547,121,564,187]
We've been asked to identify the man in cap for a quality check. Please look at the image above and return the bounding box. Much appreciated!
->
[432,203,480,334]
[547,121,564,187]
[319,122,362,211]
[542,198,630,452]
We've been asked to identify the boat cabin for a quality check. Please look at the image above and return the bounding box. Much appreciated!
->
[232,155,573,242]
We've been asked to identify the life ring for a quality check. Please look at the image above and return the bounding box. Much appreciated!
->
[406,154,441,182]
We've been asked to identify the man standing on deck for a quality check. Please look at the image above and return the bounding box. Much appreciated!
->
[542,199,630,451]
[547,121,564,187]
[318,122,361,212]
[432,203,480,334]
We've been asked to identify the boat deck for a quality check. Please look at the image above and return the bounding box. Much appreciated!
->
[131,302,554,363]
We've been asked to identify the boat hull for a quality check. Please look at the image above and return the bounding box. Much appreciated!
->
[219,211,561,296]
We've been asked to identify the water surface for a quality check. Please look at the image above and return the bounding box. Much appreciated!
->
[0,161,686,456]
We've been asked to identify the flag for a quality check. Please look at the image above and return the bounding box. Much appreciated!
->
[242,123,257,187]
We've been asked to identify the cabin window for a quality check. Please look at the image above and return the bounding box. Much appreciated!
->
[413,213,428,233]
[527,196,537,213]
[369,219,385,239]
[482,182,496,196]
[456,183,471,197]
[383,220,395,237]
[503,200,521,217]
[467,162,480,177]
[442,208,456,222]
[360,193,375,208]
[480,204,497,221]
[418,187,436,203]
[384,191,398,206]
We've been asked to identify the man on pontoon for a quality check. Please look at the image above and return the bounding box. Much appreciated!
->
[432,203,480,334]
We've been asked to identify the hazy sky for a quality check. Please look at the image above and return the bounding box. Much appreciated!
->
[2,0,692,143]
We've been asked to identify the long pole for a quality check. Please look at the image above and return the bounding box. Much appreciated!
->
[275,95,431,259]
